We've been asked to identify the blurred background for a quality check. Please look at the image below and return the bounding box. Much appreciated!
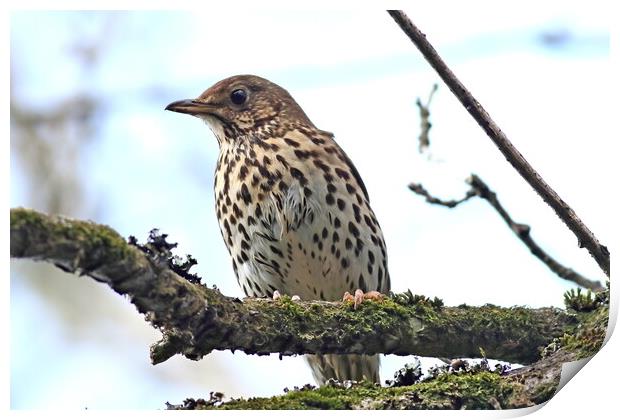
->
[10,5,610,409]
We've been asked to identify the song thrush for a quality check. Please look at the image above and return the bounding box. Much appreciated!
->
[166,75,390,384]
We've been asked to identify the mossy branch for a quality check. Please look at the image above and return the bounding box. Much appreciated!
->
[174,303,609,409]
[12,208,576,366]
[179,347,594,409]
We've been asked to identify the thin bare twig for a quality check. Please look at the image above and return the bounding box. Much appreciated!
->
[416,83,438,153]
[408,176,604,291]
[387,10,609,277]
[408,182,476,208]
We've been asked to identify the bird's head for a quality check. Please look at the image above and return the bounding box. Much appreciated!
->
[166,75,314,143]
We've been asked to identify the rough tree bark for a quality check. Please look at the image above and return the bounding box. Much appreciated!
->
[10,207,608,409]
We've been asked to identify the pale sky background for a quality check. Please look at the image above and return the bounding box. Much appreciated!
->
[8,4,613,410]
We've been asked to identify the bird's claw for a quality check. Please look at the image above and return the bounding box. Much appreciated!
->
[272,290,300,302]
[342,289,384,309]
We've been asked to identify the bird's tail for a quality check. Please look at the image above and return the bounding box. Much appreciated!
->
[305,354,380,385]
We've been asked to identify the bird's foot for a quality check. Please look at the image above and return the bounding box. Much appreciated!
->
[342,289,385,309]
[272,290,300,302]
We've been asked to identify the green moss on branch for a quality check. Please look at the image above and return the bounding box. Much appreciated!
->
[9,208,578,366]
[175,372,516,410]
[174,299,609,410]
[11,208,609,410]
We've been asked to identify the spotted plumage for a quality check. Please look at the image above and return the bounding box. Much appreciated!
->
[166,75,390,384]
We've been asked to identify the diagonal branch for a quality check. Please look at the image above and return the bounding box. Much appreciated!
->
[387,10,609,278]
[466,175,604,291]
[409,176,604,291]
[11,208,576,365]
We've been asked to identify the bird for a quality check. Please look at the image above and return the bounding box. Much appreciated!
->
[165,75,390,385]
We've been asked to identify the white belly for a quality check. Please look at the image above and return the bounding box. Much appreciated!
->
[234,186,386,301]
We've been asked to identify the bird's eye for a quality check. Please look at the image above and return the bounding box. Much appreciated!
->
[230,89,247,105]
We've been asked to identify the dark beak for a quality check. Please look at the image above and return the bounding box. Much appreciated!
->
[165,99,215,116]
